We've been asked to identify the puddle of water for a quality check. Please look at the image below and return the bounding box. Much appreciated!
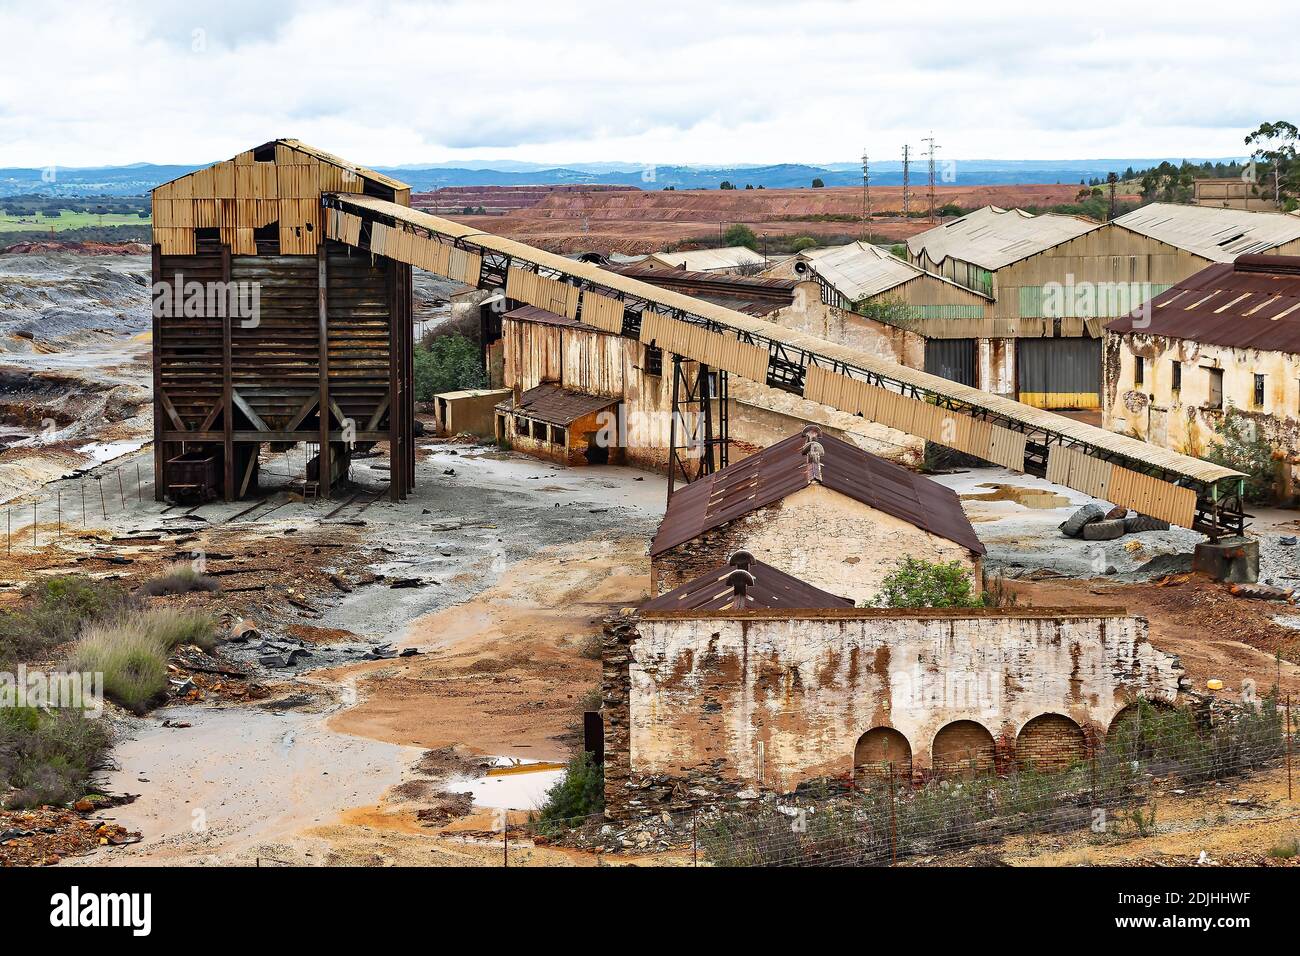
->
[77,440,145,463]
[447,757,565,811]
[960,482,1071,510]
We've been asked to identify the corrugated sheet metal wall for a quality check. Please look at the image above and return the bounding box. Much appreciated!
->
[924,338,977,387]
[1017,337,1101,409]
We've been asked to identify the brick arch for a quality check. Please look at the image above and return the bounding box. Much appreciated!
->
[1105,699,1176,755]
[931,719,996,777]
[1016,713,1086,773]
[854,727,912,783]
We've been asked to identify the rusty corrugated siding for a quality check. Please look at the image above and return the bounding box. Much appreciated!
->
[503,382,617,426]
[1106,254,1300,352]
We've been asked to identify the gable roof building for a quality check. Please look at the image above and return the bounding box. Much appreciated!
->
[641,246,767,274]
[639,550,854,612]
[649,427,983,604]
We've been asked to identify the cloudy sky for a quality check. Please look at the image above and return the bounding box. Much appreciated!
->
[1,0,1295,168]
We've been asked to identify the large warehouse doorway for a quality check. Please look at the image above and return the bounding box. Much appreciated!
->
[924,338,977,387]
[1017,337,1101,409]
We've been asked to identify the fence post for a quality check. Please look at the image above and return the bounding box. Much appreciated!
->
[692,807,698,867]
[136,462,143,502]
[80,478,86,528]
[117,468,127,509]
[57,489,62,540]
[99,478,107,520]
[888,762,897,866]
[502,812,508,867]
[1288,694,1293,802]
[32,501,36,547]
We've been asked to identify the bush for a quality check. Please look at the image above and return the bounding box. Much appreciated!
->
[722,223,758,250]
[141,561,219,596]
[789,236,817,252]
[0,706,112,808]
[869,557,983,608]
[66,608,217,713]
[413,332,486,402]
[533,752,604,834]
[1203,407,1277,503]
[0,576,129,665]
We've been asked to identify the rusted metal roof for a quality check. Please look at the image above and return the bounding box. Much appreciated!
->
[649,427,985,556]
[504,304,594,330]
[1106,254,1300,352]
[640,554,854,612]
[608,264,798,316]
[499,383,617,426]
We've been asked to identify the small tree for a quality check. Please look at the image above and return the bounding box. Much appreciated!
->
[1203,407,1277,503]
[854,294,914,329]
[790,236,817,252]
[722,223,758,250]
[811,177,825,188]
[413,332,486,402]
[869,557,982,608]
[534,751,603,834]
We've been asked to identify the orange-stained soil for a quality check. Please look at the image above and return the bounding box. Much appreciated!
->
[324,536,652,759]
[440,183,1128,254]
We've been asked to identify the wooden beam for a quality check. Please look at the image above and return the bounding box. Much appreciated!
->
[387,260,400,501]
[284,394,320,432]
[318,244,332,498]
[157,388,187,432]
[238,446,258,498]
[231,390,271,432]
[222,244,235,501]
[151,244,164,501]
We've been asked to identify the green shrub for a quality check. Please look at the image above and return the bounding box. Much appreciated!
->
[0,576,129,665]
[413,332,487,402]
[0,706,112,808]
[1203,408,1278,503]
[533,752,604,834]
[66,608,217,713]
[141,560,219,596]
[869,557,983,608]
[722,223,758,250]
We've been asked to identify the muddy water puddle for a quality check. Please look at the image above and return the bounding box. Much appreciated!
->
[446,757,566,811]
[960,482,1071,509]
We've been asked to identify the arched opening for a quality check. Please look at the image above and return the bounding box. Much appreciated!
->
[1106,699,1180,760]
[1016,713,1085,773]
[853,728,912,785]
[932,720,996,777]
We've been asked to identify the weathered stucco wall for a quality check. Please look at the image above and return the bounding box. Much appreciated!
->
[1103,330,1300,488]
[651,484,978,605]
[603,608,1181,815]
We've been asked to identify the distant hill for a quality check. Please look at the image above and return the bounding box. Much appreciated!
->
[0,156,1247,197]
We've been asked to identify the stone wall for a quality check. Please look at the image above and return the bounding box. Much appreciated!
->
[602,607,1183,820]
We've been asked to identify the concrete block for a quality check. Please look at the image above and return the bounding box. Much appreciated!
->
[1192,536,1259,583]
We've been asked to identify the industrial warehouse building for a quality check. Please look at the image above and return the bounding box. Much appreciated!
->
[648,426,985,605]
[1104,254,1300,495]
[761,241,993,388]
[898,204,1300,410]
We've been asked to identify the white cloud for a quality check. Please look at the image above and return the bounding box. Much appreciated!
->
[0,0,1295,167]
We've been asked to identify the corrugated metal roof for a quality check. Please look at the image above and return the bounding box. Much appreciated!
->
[327,195,1244,486]
[1106,254,1300,352]
[906,205,1100,271]
[1114,203,1300,262]
[643,246,767,272]
[649,427,985,557]
[504,304,597,331]
[639,555,854,612]
[791,240,992,304]
[608,264,797,315]
[500,383,617,426]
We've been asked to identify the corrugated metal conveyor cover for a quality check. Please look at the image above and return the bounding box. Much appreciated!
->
[323,193,1244,494]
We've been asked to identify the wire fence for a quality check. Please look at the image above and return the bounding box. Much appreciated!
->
[495,698,1297,867]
